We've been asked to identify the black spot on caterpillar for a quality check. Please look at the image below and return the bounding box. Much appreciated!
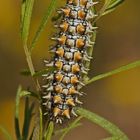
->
[42,0,98,124]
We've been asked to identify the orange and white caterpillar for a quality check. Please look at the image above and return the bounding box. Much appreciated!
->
[42,0,98,123]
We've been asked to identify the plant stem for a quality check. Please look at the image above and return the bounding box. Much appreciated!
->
[23,43,35,76]
[83,7,97,83]
[21,0,41,91]
[23,42,41,91]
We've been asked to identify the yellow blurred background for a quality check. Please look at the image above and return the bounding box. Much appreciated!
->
[0,0,140,140]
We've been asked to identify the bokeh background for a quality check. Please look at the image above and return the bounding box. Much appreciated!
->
[0,0,140,140]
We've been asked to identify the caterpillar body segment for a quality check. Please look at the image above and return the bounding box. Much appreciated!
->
[42,0,98,123]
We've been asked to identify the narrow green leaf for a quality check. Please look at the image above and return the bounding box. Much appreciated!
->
[94,0,112,21]
[22,98,35,140]
[54,123,82,136]
[20,69,31,76]
[102,8,116,16]
[15,86,22,140]
[39,108,43,140]
[30,0,57,51]
[21,0,35,43]
[86,60,140,85]
[21,0,27,34]
[76,107,129,140]
[21,0,26,24]
[33,67,56,77]
[21,90,40,100]
[15,86,37,140]
[20,67,55,77]
[107,0,124,9]
[20,90,32,97]
[95,0,124,21]
[103,0,125,15]
[0,125,13,140]
[44,121,54,140]
[59,116,83,140]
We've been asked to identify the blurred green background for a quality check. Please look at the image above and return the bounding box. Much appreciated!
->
[0,0,140,140]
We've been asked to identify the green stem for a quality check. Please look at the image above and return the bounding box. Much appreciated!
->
[23,42,41,91]
[23,43,35,76]
[21,0,41,91]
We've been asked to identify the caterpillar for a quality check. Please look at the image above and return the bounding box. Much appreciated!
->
[42,0,98,123]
